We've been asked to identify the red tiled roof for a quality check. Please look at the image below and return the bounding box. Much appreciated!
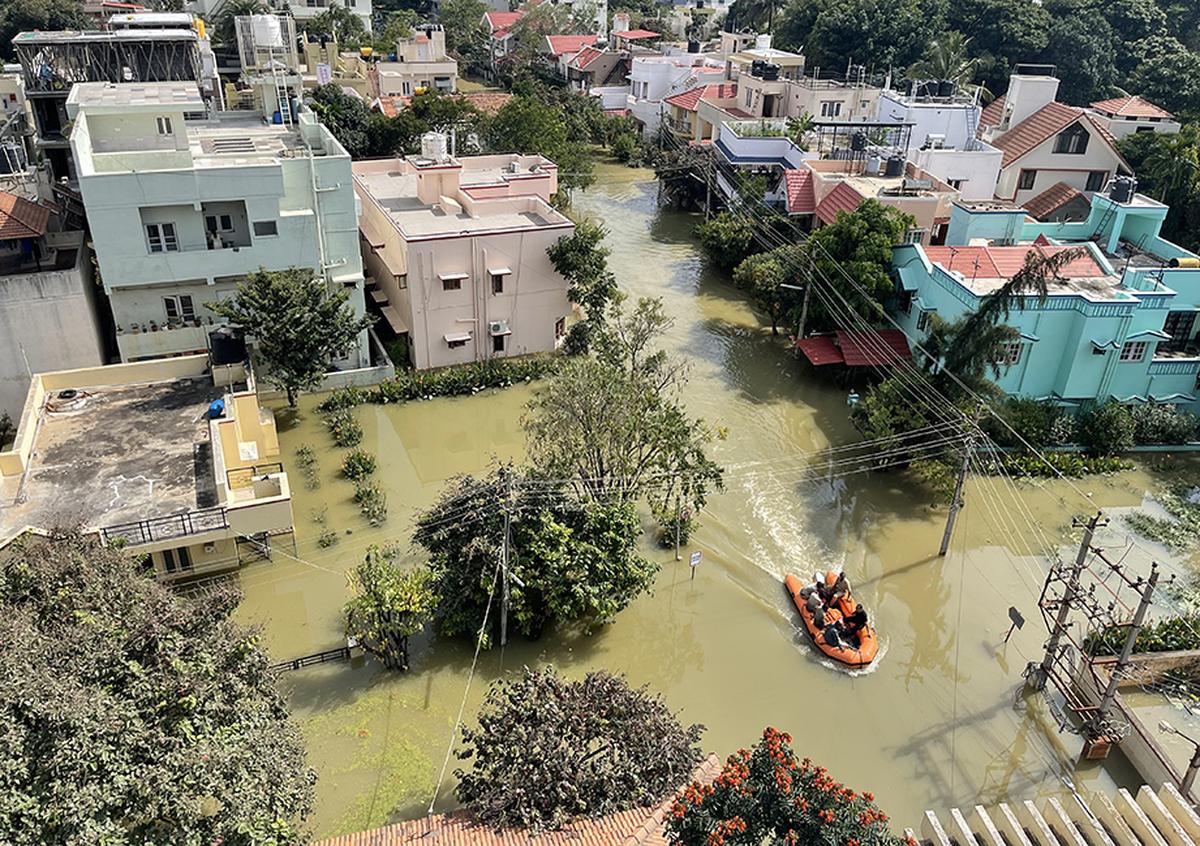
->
[613,28,661,40]
[312,754,723,846]
[485,10,523,35]
[988,102,1129,170]
[1090,95,1173,120]
[569,45,605,70]
[978,94,1005,133]
[0,191,51,240]
[923,244,1109,280]
[814,181,865,225]
[797,331,912,367]
[725,107,753,118]
[545,34,598,56]
[664,82,736,112]
[783,169,816,214]
[1022,181,1087,220]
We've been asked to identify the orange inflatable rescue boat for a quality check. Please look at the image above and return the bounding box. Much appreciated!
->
[783,572,879,668]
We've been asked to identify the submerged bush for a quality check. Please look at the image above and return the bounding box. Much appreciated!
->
[341,449,377,480]
[1128,403,1199,445]
[325,409,363,448]
[1077,403,1135,456]
[354,479,388,526]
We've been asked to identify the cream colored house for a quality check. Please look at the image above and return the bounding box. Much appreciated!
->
[1086,95,1181,141]
[0,355,294,581]
[354,136,574,370]
[978,72,1131,205]
[374,26,458,98]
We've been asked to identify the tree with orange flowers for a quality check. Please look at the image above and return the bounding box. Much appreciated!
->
[666,727,908,846]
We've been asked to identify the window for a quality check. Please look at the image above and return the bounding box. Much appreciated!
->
[947,179,964,190]
[164,294,195,323]
[1085,170,1107,192]
[916,309,935,332]
[205,214,233,233]
[991,342,1023,366]
[555,317,566,339]
[1053,123,1089,155]
[898,289,914,316]
[146,222,178,253]
[155,115,173,135]
[253,220,278,237]
[447,337,468,349]
[402,81,412,96]
[493,334,506,353]
[1136,125,1155,133]
[1018,170,1037,191]
[492,274,504,294]
[1092,344,1108,356]
[442,277,462,291]
[1163,311,1197,352]
[1119,340,1148,362]
[820,100,842,118]
[162,546,192,574]
[904,228,926,245]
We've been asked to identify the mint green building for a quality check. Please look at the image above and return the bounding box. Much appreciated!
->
[892,191,1200,410]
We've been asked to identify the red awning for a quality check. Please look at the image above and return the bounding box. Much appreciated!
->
[797,336,843,366]
[796,330,913,367]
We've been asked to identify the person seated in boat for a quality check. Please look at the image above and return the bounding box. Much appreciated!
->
[805,591,826,627]
[819,571,850,605]
[840,605,869,641]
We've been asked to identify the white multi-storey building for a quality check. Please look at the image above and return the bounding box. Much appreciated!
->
[68,80,368,366]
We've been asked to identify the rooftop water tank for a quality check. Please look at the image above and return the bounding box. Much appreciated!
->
[209,326,246,366]
[1109,175,1137,203]
[850,130,868,152]
[250,14,283,48]
[761,63,780,81]
[937,79,955,97]
[421,131,449,163]
[755,33,772,50]
[687,39,700,53]
[884,155,905,177]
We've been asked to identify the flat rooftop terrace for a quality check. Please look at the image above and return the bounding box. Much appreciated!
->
[0,377,218,540]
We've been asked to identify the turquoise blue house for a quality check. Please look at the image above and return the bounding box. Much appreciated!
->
[892,191,1200,411]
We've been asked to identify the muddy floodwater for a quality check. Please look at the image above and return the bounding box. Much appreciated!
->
[235,164,1197,838]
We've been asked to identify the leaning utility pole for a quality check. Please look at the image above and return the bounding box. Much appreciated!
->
[499,475,513,647]
[1091,562,1159,733]
[938,407,983,556]
[1027,511,1106,691]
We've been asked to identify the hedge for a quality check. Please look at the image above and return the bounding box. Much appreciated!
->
[317,357,561,413]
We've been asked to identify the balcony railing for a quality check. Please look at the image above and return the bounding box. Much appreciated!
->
[100,506,229,546]
[226,462,285,490]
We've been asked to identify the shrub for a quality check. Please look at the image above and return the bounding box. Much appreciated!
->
[667,727,903,846]
[1086,614,1200,655]
[695,212,755,271]
[1125,483,1200,550]
[317,529,338,548]
[325,408,364,448]
[294,444,321,489]
[1077,402,1135,455]
[456,667,703,832]
[985,398,1066,449]
[611,132,640,163]
[354,479,387,526]
[341,448,377,480]
[1128,403,1198,445]
[978,451,1132,478]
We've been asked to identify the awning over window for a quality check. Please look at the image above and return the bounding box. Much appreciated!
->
[1126,329,1171,341]
[439,272,469,282]
[1090,338,1120,350]
[487,266,512,276]
[444,331,472,343]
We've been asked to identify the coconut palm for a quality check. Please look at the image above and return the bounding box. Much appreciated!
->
[905,31,990,101]
[212,0,266,47]
[786,113,814,151]
[1143,127,1200,201]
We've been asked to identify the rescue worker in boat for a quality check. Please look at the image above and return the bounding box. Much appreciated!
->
[840,605,869,642]
[805,590,826,628]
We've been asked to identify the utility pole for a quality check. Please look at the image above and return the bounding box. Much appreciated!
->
[1028,511,1105,691]
[1091,562,1159,732]
[674,493,683,562]
[703,153,713,220]
[499,475,512,647]
[938,408,983,556]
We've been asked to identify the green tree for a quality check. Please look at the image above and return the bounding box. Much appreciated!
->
[487,95,594,194]
[409,89,485,133]
[304,4,367,45]
[211,0,266,47]
[945,0,1051,92]
[414,468,657,641]
[804,199,914,331]
[548,219,618,351]
[1039,9,1116,103]
[0,0,88,61]
[456,668,704,832]
[1128,40,1200,116]
[209,268,372,406]
[0,534,314,844]
[732,246,806,335]
[906,31,988,99]
[376,9,419,50]
[308,83,374,157]
[807,0,944,70]
[667,727,903,846]
[344,547,437,671]
[1118,126,1199,249]
[439,0,489,59]
[772,0,822,54]
[1095,0,1169,72]
[696,212,756,272]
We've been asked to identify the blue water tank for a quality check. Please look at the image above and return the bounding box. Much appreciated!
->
[208,398,226,419]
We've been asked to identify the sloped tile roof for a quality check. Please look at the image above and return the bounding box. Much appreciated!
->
[1090,95,1173,119]
[978,94,1005,133]
[814,180,865,225]
[990,101,1082,167]
[485,10,523,35]
[613,29,661,40]
[0,191,51,240]
[1022,181,1086,220]
[312,754,722,846]
[569,45,605,70]
[545,34,598,56]
[783,169,816,214]
[663,82,736,112]
[837,329,912,367]
[923,244,1108,280]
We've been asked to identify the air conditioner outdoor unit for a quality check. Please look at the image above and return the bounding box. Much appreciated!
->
[489,320,509,335]
[925,133,946,149]
[203,543,217,554]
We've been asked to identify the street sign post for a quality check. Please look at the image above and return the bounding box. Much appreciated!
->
[689,551,701,581]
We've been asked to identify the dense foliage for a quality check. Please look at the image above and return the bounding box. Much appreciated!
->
[209,267,371,406]
[0,0,87,61]
[0,534,314,844]
[1125,483,1200,549]
[732,246,807,335]
[1086,613,1200,654]
[667,727,904,846]
[456,668,703,831]
[344,548,437,670]
[697,212,757,272]
[547,219,618,352]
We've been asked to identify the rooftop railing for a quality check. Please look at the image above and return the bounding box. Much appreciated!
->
[100,506,228,546]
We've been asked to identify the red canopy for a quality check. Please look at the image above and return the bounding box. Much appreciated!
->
[796,330,912,367]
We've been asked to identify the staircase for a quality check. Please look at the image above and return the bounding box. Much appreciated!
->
[911,782,1200,846]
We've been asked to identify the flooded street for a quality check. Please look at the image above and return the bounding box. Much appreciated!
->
[236,164,1191,837]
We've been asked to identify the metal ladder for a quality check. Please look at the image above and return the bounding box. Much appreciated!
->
[270,49,291,125]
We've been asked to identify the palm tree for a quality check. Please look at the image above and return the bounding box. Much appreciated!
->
[905,31,990,101]
[212,0,266,47]
[786,114,814,151]
[1143,127,1200,202]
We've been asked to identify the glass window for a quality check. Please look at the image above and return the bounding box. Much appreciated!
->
[1085,171,1107,192]
[916,310,935,332]
[492,274,504,294]
[1018,170,1037,191]
[904,228,926,245]
[253,220,278,236]
[146,222,178,253]
[493,334,505,353]
[820,101,842,117]
[442,277,462,291]
[1119,340,1148,362]
[155,115,173,135]
[206,214,234,232]
[164,294,195,323]
[991,342,1022,366]
[1053,123,1089,154]
[1163,311,1197,352]
[162,546,192,573]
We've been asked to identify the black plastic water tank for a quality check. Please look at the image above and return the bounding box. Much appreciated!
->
[209,326,247,366]
[761,63,780,80]
[1109,176,1137,203]
[850,130,868,152]
[938,79,955,97]
[687,39,700,53]
[884,155,905,177]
